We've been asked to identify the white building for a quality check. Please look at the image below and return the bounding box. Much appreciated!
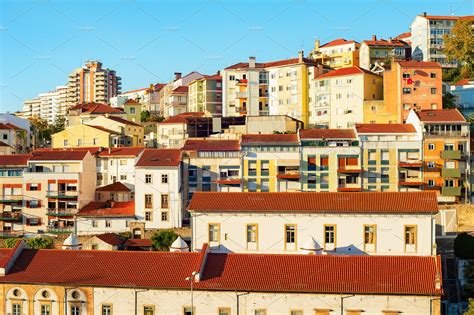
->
[135,149,182,229]
[76,201,135,235]
[189,191,438,255]
[451,79,474,108]
[23,86,68,124]
[0,241,442,314]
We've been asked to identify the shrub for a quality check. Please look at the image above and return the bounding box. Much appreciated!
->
[151,230,178,251]
[25,237,54,249]
[3,238,19,248]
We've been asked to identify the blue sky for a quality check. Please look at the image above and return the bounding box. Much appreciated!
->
[0,0,472,113]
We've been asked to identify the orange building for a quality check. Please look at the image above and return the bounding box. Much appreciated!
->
[407,109,470,203]
[384,61,442,122]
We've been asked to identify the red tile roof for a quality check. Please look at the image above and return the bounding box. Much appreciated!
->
[225,57,317,70]
[0,123,14,130]
[95,233,126,246]
[171,86,188,94]
[416,109,467,123]
[188,192,438,214]
[30,150,89,161]
[160,112,206,124]
[0,154,31,166]
[122,87,150,94]
[98,147,144,157]
[77,201,135,217]
[241,134,299,144]
[4,123,23,130]
[315,66,378,79]
[454,79,471,86]
[96,182,130,192]
[124,99,140,104]
[183,139,240,151]
[363,39,409,47]
[320,38,358,48]
[86,125,120,134]
[0,247,442,295]
[420,14,461,20]
[103,115,142,127]
[70,102,125,114]
[299,129,356,139]
[135,149,181,167]
[355,123,416,133]
[123,239,153,247]
[394,32,411,40]
[203,74,222,80]
[396,61,441,68]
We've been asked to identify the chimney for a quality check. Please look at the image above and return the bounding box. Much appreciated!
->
[423,12,427,17]
[298,50,304,63]
[372,35,377,41]
[248,56,256,69]
[314,39,320,50]
[217,70,221,75]
[388,37,392,43]
[174,72,182,80]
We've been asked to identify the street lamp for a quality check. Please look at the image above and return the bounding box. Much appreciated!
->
[185,271,198,314]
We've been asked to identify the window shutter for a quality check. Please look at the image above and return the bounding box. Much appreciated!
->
[347,157,358,166]
[321,157,329,166]
[37,183,42,191]
[26,183,30,191]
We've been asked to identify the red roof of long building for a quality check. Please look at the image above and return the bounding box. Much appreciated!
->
[183,139,240,151]
[96,182,130,192]
[299,129,356,139]
[0,247,442,295]
[77,201,135,217]
[454,78,472,86]
[188,192,438,213]
[70,102,125,114]
[396,60,441,68]
[363,39,409,47]
[98,147,144,157]
[320,38,358,48]
[95,233,126,246]
[0,154,32,166]
[315,66,378,79]
[225,57,317,70]
[160,112,206,124]
[355,123,416,133]
[135,149,181,167]
[416,109,467,123]
[241,134,299,144]
[30,150,89,161]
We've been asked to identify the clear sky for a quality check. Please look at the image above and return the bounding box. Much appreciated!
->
[0,0,472,113]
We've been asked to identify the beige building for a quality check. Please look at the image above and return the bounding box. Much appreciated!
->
[309,38,360,69]
[67,102,126,127]
[22,86,68,124]
[158,72,203,118]
[88,115,144,147]
[51,124,120,148]
[187,74,223,116]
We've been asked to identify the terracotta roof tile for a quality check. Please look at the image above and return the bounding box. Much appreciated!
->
[70,102,125,114]
[315,66,378,79]
[122,87,150,94]
[30,150,88,161]
[98,147,144,157]
[241,134,299,144]
[355,123,416,133]
[77,201,135,217]
[363,39,409,47]
[420,14,460,20]
[225,57,317,70]
[86,125,120,134]
[135,149,181,167]
[123,239,153,247]
[454,78,471,86]
[396,61,441,68]
[95,233,126,246]
[394,32,411,40]
[171,86,188,94]
[188,192,438,213]
[160,112,205,124]
[0,154,31,166]
[299,129,356,139]
[183,139,240,151]
[0,123,14,130]
[0,248,442,295]
[124,98,140,104]
[103,115,142,127]
[416,109,467,123]
[96,182,131,192]
[320,38,358,48]
[0,141,11,147]
[4,123,23,130]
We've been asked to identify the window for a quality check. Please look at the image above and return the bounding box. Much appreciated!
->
[41,304,51,315]
[290,311,303,315]
[145,211,152,221]
[427,162,435,168]
[209,223,220,242]
[247,224,258,244]
[405,225,417,246]
[430,72,437,78]
[428,179,435,187]
[120,175,127,181]
[64,140,68,147]
[381,167,389,183]
[381,149,389,164]
[145,174,152,184]
[364,225,376,245]
[324,225,336,246]
[92,220,98,228]
[161,211,168,221]
[102,304,112,315]
[12,304,21,315]
[402,88,411,94]
[145,194,153,208]
[71,305,80,315]
[403,103,411,110]
[29,183,39,191]
[161,194,169,208]
[120,160,127,166]
[431,88,437,94]
[105,220,111,228]
[402,73,410,79]
[428,143,435,150]
[144,306,154,315]
[183,306,194,315]
[219,308,231,315]
[161,174,168,183]
[285,224,296,249]
[255,310,267,315]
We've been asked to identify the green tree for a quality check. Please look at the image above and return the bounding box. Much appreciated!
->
[141,110,151,122]
[29,115,51,147]
[466,113,474,126]
[50,116,66,134]
[454,232,474,259]
[466,298,474,315]
[151,230,178,251]
[3,238,19,248]
[25,237,53,249]
[444,19,474,79]
[443,92,457,109]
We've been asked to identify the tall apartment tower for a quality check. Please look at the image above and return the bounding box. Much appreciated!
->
[67,61,121,106]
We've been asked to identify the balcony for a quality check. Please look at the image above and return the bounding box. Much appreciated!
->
[46,208,77,217]
[236,79,248,86]
[337,167,362,174]
[0,195,23,203]
[46,190,78,199]
[337,184,361,192]
[0,212,22,222]
[398,179,423,186]
[441,168,461,178]
[277,170,300,180]
[47,227,74,234]
[441,150,461,160]
[235,92,247,99]
[398,160,423,168]
[442,186,461,196]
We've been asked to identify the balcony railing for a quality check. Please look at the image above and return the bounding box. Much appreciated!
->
[47,227,74,234]
[398,160,423,168]
[0,212,22,221]
[425,131,468,138]
[46,190,78,199]
[46,208,77,217]
[236,79,248,86]
[441,186,461,196]
[441,150,461,160]
[235,92,247,99]
[441,168,461,178]
[0,195,23,203]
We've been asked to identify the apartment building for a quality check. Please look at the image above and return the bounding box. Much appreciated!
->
[309,38,360,69]
[300,128,362,192]
[359,35,411,70]
[222,52,323,126]
[384,60,443,122]
[22,98,41,120]
[410,13,473,67]
[407,109,470,203]
[189,191,438,256]
[182,139,241,205]
[88,115,144,147]
[135,149,182,229]
[22,86,68,124]
[158,72,203,118]
[0,241,442,314]
[0,123,28,154]
[187,74,223,116]
[66,60,121,107]
[156,112,206,148]
[356,123,423,192]
[241,134,300,192]
[309,66,383,128]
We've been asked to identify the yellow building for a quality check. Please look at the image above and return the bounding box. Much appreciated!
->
[241,134,300,192]
[309,38,360,69]
[52,124,119,148]
[67,102,126,126]
[187,74,223,116]
[122,98,142,123]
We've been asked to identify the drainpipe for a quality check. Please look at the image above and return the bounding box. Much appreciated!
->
[236,291,249,315]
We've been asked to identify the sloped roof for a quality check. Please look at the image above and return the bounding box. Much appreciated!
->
[30,150,88,161]
[320,38,358,48]
[454,79,472,86]
[183,139,240,151]
[102,115,142,127]
[135,149,181,167]
[86,125,120,134]
[355,123,416,133]
[77,201,135,217]
[188,192,438,214]
[123,239,153,247]
[415,109,467,123]
[299,129,356,139]
[160,112,206,124]
[396,61,441,68]
[171,86,188,94]
[241,134,299,144]
[95,233,126,246]
[315,66,378,79]
[225,57,317,70]
[98,147,144,157]
[96,182,131,192]
[363,39,409,47]
[0,154,32,166]
[70,102,125,114]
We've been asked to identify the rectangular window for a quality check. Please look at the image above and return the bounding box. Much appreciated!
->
[161,174,168,183]
[255,310,267,315]
[324,225,336,246]
[248,160,257,176]
[105,220,111,228]
[219,308,231,315]
[183,306,194,315]
[405,225,417,246]
[143,306,154,315]
[247,224,258,243]
[364,225,376,245]
[430,72,437,78]
[41,305,51,315]
[12,304,21,315]
[402,88,411,94]
[102,305,112,315]
[71,305,80,315]
[145,194,153,208]
[320,155,329,170]
[145,211,152,221]
[285,224,296,249]
[431,88,437,94]
[161,211,168,221]
[161,194,169,208]
[209,223,220,242]
[290,311,303,315]
[145,174,152,184]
